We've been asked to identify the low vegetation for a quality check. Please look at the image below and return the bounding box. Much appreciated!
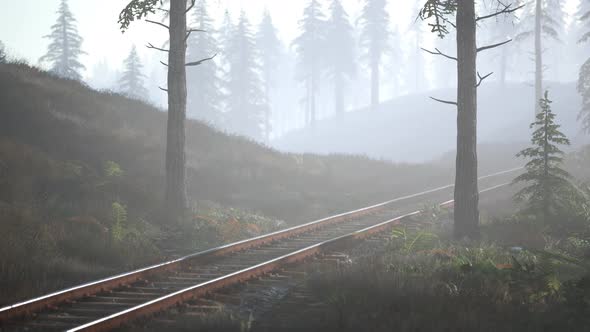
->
[0,62,469,305]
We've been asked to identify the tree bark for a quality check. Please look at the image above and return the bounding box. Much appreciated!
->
[334,72,344,115]
[454,0,480,239]
[370,57,379,110]
[165,0,188,223]
[500,45,507,88]
[534,0,543,116]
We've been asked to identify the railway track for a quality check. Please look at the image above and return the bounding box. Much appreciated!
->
[0,168,521,332]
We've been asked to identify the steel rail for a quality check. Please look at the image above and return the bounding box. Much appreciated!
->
[0,167,521,327]
[67,180,515,332]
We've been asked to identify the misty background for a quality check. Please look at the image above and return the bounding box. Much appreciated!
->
[0,0,586,163]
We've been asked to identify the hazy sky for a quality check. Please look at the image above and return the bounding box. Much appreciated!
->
[0,0,414,77]
[0,0,578,79]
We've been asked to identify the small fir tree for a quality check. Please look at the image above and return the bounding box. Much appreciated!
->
[0,41,6,63]
[513,91,576,223]
[119,45,148,100]
[40,0,86,80]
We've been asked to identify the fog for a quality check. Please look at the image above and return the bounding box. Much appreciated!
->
[0,0,585,163]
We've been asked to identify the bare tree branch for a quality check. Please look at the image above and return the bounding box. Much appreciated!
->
[476,71,493,87]
[421,47,458,61]
[476,2,525,22]
[186,0,196,13]
[185,28,207,42]
[145,19,169,30]
[147,42,169,53]
[159,86,168,92]
[477,39,512,53]
[186,54,217,67]
[430,96,458,106]
[160,61,169,67]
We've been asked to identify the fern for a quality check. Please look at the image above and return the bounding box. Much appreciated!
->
[111,202,127,242]
[104,161,124,178]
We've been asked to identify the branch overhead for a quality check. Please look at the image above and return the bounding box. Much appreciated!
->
[477,39,512,53]
[430,96,458,106]
[146,42,169,53]
[145,19,169,30]
[476,71,493,87]
[186,54,217,67]
[476,2,525,22]
[421,47,457,61]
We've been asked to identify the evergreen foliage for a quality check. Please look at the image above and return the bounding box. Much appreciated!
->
[187,0,223,125]
[256,10,282,141]
[515,0,565,42]
[0,41,6,63]
[119,45,148,100]
[293,0,327,127]
[326,0,356,115]
[40,0,86,81]
[224,11,266,140]
[578,57,590,133]
[579,0,590,43]
[578,0,590,133]
[513,91,577,222]
[358,0,390,108]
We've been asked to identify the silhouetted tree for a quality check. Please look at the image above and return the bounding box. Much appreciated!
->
[513,91,576,223]
[578,0,590,133]
[326,0,356,115]
[293,0,327,128]
[516,0,566,114]
[420,0,521,239]
[257,9,282,141]
[219,10,234,72]
[0,41,6,63]
[119,0,215,223]
[187,0,222,125]
[225,11,265,140]
[358,0,390,110]
[119,45,148,100]
[40,0,86,80]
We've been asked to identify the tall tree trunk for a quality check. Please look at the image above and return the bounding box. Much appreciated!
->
[264,74,271,143]
[534,0,543,116]
[311,68,317,129]
[165,0,188,223]
[454,0,480,239]
[500,45,507,88]
[370,57,379,110]
[415,31,423,92]
[335,72,344,115]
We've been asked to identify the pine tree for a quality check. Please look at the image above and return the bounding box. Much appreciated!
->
[256,9,282,141]
[219,10,234,72]
[120,0,216,223]
[578,0,590,44]
[419,0,521,239]
[293,0,327,128]
[326,0,356,115]
[187,0,222,125]
[225,11,265,140]
[513,91,576,223]
[0,40,6,63]
[515,0,566,115]
[358,0,390,110]
[578,0,590,133]
[119,45,148,100]
[40,0,86,80]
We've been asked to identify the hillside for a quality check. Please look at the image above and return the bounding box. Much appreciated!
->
[0,62,461,304]
[273,82,587,164]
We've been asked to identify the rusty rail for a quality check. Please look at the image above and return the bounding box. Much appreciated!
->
[0,168,521,331]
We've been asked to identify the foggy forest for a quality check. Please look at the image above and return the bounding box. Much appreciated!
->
[1,0,590,331]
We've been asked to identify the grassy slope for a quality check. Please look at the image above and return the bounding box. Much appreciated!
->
[0,63,456,305]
